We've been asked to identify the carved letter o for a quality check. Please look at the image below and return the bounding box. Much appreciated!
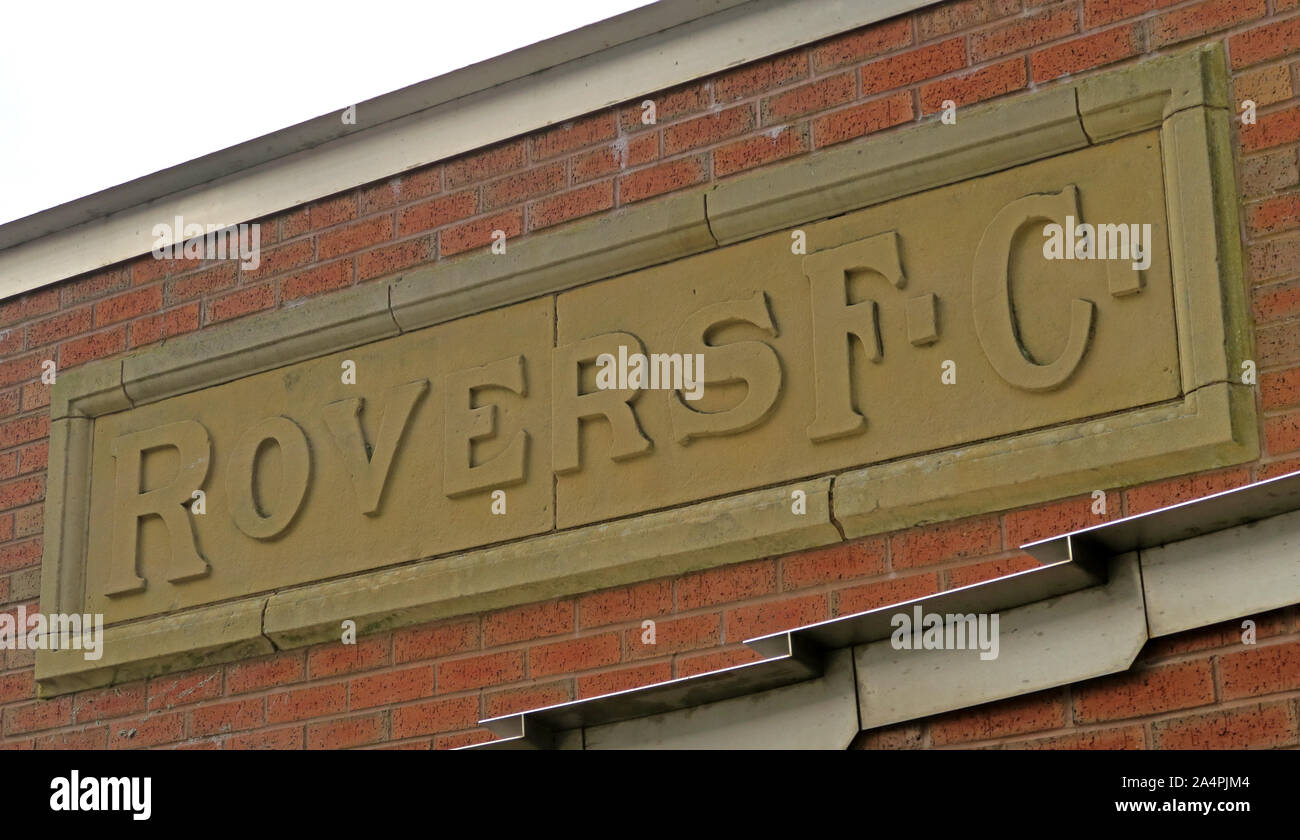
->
[227,416,311,539]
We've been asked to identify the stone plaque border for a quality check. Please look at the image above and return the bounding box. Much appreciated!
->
[38,44,1256,695]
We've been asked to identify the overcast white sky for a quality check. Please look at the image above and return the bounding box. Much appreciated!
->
[0,0,654,225]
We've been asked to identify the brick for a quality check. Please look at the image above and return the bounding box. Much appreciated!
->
[307,636,390,678]
[531,113,617,160]
[571,134,659,183]
[484,601,573,647]
[618,82,710,132]
[663,105,756,155]
[625,613,722,659]
[445,140,528,188]
[306,194,357,231]
[26,306,91,348]
[281,260,353,302]
[1124,468,1252,515]
[714,124,810,176]
[1141,609,1291,659]
[483,680,573,717]
[0,288,58,328]
[59,326,125,368]
[350,665,434,709]
[833,573,940,616]
[1150,0,1267,49]
[434,729,496,750]
[812,18,912,72]
[239,239,315,284]
[528,181,615,231]
[267,683,348,724]
[0,355,41,389]
[946,554,1042,588]
[60,266,132,306]
[0,414,48,449]
[578,580,673,629]
[226,652,305,695]
[164,262,238,303]
[725,593,827,640]
[3,697,71,735]
[206,283,274,324]
[132,254,202,285]
[1240,148,1300,199]
[482,162,566,210]
[1031,23,1143,82]
[782,538,887,589]
[1258,320,1300,365]
[677,559,777,610]
[617,154,709,204]
[8,567,39,602]
[812,91,914,148]
[306,713,385,749]
[930,689,1067,745]
[391,696,479,739]
[73,683,147,723]
[316,215,392,260]
[108,712,184,749]
[1233,64,1294,108]
[147,669,221,710]
[1005,492,1120,547]
[1262,367,1300,409]
[577,662,672,698]
[918,0,1022,41]
[1244,107,1300,153]
[190,697,264,736]
[394,618,479,663]
[13,444,39,477]
[227,725,304,750]
[357,237,433,281]
[396,190,478,236]
[0,389,16,417]
[1219,639,1300,699]
[1152,701,1297,748]
[439,209,522,257]
[36,727,110,750]
[529,633,621,677]
[1258,280,1300,324]
[1010,725,1145,749]
[0,480,44,516]
[0,453,16,481]
[437,650,524,693]
[0,329,19,355]
[94,285,162,327]
[715,51,810,102]
[357,167,442,213]
[1073,661,1216,723]
[0,670,34,704]
[1229,15,1300,68]
[890,515,1001,569]
[853,721,925,749]
[861,38,967,97]
[130,303,200,348]
[920,58,1027,113]
[676,646,764,678]
[970,5,1079,64]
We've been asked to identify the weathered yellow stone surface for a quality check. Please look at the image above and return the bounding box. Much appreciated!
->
[86,297,555,623]
[558,131,1178,526]
[39,46,1253,693]
[82,132,1181,623]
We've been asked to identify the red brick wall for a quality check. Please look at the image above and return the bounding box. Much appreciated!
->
[2,0,1299,749]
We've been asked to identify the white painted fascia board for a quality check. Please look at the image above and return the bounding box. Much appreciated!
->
[0,0,944,301]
